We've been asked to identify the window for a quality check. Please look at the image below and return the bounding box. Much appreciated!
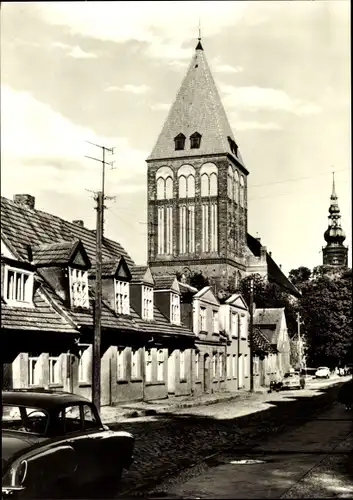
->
[190,132,201,149]
[180,351,185,380]
[156,167,174,200]
[2,405,48,435]
[232,355,237,378]
[227,355,231,378]
[64,405,82,434]
[5,267,33,305]
[78,348,91,384]
[69,268,89,308]
[231,312,238,337]
[115,280,130,315]
[28,357,39,386]
[234,170,239,204]
[244,354,249,377]
[200,163,218,197]
[166,206,173,254]
[171,293,180,324]
[219,354,224,379]
[227,136,239,157]
[212,310,219,333]
[210,203,218,252]
[131,349,140,379]
[239,175,245,208]
[142,286,154,320]
[174,133,186,150]
[157,349,164,382]
[83,404,101,431]
[117,349,126,380]
[145,349,152,382]
[240,316,247,339]
[157,206,173,255]
[200,306,206,331]
[212,354,217,378]
[195,351,200,380]
[201,203,209,252]
[210,173,217,196]
[188,205,195,253]
[179,176,187,198]
[227,166,234,200]
[49,357,61,385]
[178,165,195,199]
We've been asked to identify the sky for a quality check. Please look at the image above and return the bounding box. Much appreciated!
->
[1,1,351,275]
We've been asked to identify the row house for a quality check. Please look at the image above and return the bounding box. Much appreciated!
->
[1,194,195,405]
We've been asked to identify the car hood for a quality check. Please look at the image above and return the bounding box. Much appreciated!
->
[2,431,47,465]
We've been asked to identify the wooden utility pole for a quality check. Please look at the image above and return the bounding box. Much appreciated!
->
[85,142,114,413]
[249,277,254,392]
[297,311,302,370]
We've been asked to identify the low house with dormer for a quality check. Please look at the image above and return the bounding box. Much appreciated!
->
[1,194,196,405]
[254,307,291,383]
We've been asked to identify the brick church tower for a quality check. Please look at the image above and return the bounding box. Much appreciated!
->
[322,173,348,267]
[146,37,250,289]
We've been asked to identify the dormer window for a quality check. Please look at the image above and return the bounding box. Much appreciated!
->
[142,285,154,320]
[190,132,202,149]
[227,136,238,157]
[174,133,186,151]
[115,280,130,315]
[69,268,89,308]
[4,266,34,306]
[170,293,180,324]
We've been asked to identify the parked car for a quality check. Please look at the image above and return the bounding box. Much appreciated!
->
[2,390,134,498]
[282,372,305,390]
[315,366,330,379]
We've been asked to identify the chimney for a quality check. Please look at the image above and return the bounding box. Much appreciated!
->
[13,194,35,210]
[72,220,84,227]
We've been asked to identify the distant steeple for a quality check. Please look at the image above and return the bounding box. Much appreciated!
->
[322,171,348,267]
[196,18,203,50]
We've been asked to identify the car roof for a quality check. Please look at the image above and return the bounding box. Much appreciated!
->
[2,390,92,411]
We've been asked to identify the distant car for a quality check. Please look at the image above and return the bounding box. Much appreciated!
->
[315,366,330,379]
[282,372,305,390]
[2,390,134,498]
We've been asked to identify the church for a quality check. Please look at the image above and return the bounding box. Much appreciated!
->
[146,36,299,298]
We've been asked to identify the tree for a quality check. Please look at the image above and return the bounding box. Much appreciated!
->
[288,266,311,287]
[298,267,352,369]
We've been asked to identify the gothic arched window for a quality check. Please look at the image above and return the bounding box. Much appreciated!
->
[179,176,187,198]
[157,177,164,200]
[177,165,196,255]
[156,166,174,200]
[227,166,234,200]
[165,177,173,199]
[200,163,218,197]
[156,166,174,255]
[239,175,245,207]
[200,163,218,253]
[178,165,195,199]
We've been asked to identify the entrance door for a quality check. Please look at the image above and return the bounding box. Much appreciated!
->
[203,355,210,393]
[238,354,243,389]
[168,350,176,394]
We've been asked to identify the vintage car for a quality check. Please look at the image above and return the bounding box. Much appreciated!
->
[282,372,305,390]
[2,390,134,498]
[315,366,330,379]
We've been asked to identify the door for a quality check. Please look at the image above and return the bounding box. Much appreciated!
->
[203,355,210,393]
[168,350,176,394]
[238,355,243,389]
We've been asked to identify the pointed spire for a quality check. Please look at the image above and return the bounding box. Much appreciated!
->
[196,16,203,50]
[331,171,337,199]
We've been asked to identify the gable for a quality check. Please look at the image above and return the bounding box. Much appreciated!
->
[143,267,155,286]
[116,256,132,281]
[69,240,91,269]
[170,277,180,294]
[226,293,248,311]
[194,286,219,306]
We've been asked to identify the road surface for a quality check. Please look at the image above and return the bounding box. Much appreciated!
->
[144,402,352,499]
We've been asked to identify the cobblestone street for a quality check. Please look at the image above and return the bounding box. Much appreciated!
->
[106,378,349,497]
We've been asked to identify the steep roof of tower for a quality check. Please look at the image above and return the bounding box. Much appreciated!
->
[148,42,246,169]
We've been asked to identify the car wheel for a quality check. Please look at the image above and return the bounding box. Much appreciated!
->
[100,467,123,496]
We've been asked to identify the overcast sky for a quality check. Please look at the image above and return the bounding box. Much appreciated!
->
[1,1,351,274]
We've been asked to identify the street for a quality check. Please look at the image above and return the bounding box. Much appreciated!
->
[105,378,352,498]
[144,401,353,499]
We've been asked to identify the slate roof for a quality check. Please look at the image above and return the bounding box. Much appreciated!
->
[247,233,300,298]
[147,42,246,170]
[32,241,78,266]
[1,196,134,267]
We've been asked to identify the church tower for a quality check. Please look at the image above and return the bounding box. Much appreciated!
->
[322,173,348,267]
[146,37,249,288]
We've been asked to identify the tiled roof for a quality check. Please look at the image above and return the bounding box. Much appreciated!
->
[253,327,277,353]
[148,43,246,168]
[1,196,134,267]
[132,305,195,339]
[131,265,148,283]
[32,241,77,266]
[89,260,120,278]
[247,233,301,298]
[1,287,78,334]
[254,308,284,327]
[153,275,176,290]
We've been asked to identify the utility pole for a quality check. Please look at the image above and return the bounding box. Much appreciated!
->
[297,311,302,370]
[249,277,254,392]
[85,142,114,413]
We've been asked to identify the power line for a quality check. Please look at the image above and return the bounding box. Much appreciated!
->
[250,167,349,189]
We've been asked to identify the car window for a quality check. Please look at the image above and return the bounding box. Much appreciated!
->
[64,405,82,434]
[2,405,48,435]
[83,405,101,431]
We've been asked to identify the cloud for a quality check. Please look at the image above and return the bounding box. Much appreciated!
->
[220,85,322,116]
[51,41,97,58]
[214,64,244,74]
[1,84,148,197]
[235,121,282,131]
[149,102,170,111]
[105,84,150,94]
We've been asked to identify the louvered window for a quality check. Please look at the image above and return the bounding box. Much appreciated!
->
[69,268,89,308]
[5,267,33,306]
